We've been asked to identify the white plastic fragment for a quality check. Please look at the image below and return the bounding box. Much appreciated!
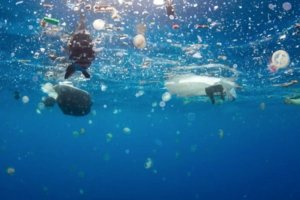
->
[153,0,164,5]
[162,92,172,102]
[144,158,153,169]
[22,96,29,104]
[16,1,23,5]
[133,34,146,49]
[93,19,105,30]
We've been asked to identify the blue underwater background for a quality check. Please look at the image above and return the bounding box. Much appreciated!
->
[1,0,300,200]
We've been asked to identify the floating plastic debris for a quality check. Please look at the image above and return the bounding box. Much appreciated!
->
[43,186,49,193]
[15,1,23,5]
[84,4,92,10]
[165,74,238,100]
[43,17,59,25]
[80,128,85,135]
[79,189,84,195]
[106,133,113,142]
[72,128,85,136]
[260,102,266,111]
[153,0,164,5]
[272,80,298,87]
[93,4,120,19]
[37,102,45,110]
[269,50,290,72]
[73,6,80,11]
[36,109,42,114]
[279,34,286,40]
[218,129,224,139]
[144,158,153,169]
[172,24,180,29]
[123,127,131,134]
[6,167,15,175]
[41,83,58,99]
[133,34,146,49]
[73,131,79,137]
[40,48,46,53]
[195,24,209,29]
[152,102,158,107]
[103,153,110,161]
[113,109,121,114]
[93,19,105,30]
[42,3,54,9]
[78,171,85,178]
[282,2,292,11]
[136,24,146,34]
[285,96,300,105]
[268,3,276,10]
[33,52,40,59]
[135,90,144,98]
[22,96,29,104]
[218,55,227,60]
[159,101,166,107]
[192,52,202,59]
[162,92,172,102]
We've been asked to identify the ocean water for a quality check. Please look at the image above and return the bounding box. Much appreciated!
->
[1,0,300,199]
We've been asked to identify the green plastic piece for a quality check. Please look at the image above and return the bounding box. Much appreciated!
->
[43,17,59,25]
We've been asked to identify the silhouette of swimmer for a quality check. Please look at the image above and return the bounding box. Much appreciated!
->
[65,13,95,79]
[165,0,175,18]
[205,84,225,104]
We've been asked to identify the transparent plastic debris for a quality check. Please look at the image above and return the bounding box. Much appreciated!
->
[269,50,290,72]
[165,73,239,100]
[144,158,153,169]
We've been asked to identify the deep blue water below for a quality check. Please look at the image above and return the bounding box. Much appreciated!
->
[1,92,300,200]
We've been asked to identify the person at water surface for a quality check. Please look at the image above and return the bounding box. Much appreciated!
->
[65,13,95,79]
